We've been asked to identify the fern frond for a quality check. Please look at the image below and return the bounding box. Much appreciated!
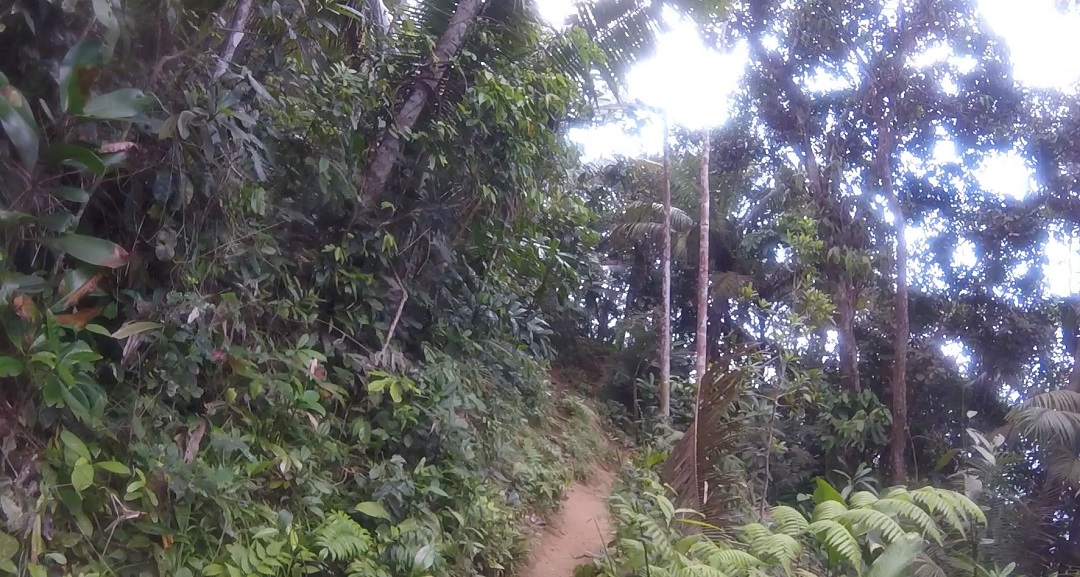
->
[806,520,862,570]
[871,498,943,545]
[835,508,906,543]
[770,505,809,536]
[742,530,801,565]
[904,488,967,538]
[690,539,763,571]
[934,489,986,526]
[811,500,848,522]
[315,511,372,562]
[848,491,878,509]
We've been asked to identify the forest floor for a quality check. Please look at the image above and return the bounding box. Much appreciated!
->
[518,468,615,577]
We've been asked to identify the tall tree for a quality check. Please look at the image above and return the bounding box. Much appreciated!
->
[695,130,711,384]
[878,94,907,484]
[660,122,673,419]
[358,0,486,208]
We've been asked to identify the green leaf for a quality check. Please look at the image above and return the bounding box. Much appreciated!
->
[90,0,120,60]
[367,378,389,393]
[0,531,18,563]
[867,533,922,577]
[85,324,112,337]
[58,40,103,114]
[389,381,402,403]
[111,321,163,340]
[413,543,435,571]
[0,72,40,169]
[42,234,129,268]
[82,89,148,120]
[40,212,76,233]
[47,143,105,176]
[355,501,391,520]
[0,356,22,378]
[95,461,129,475]
[60,429,91,461]
[54,187,90,203]
[71,460,95,493]
[934,448,960,472]
[813,477,845,505]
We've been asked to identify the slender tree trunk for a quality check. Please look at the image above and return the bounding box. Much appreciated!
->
[212,0,255,81]
[358,0,485,208]
[659,121,672,420]
[694,130,711,386]
[880,113,909,485]
[836,277,861,392]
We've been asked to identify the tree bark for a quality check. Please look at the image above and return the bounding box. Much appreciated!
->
[358,0,486,208]
[212,0,255,81]
[881,113,909,485]
[836,277,860,392]
[659,121,672,420]
[694,130,711,386]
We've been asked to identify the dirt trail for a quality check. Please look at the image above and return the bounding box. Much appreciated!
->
[518,469,616,577]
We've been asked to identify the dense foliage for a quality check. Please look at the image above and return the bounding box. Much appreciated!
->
[0,1,616,575]
[4,0,1080,576]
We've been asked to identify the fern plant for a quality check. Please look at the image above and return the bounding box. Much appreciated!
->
[600,469,989,577]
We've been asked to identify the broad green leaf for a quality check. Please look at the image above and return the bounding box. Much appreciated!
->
[813,477,845,505]
[866,533,922,577]
[413,544,435,571]
[90,0,120,60]
[355,501,391,520]
[389,381,402,403]
[47,143,105,176]
[0,72,40,169]
[71,460,95,493]
[82,89,148,120]
[0,531,17,562]
[95,461,129,475]
[111,321,163,340]
[42,234,129,268]
[58,40,102,114]
[40,212,75,233]
[60,429,91,461]
[0,356,22,377]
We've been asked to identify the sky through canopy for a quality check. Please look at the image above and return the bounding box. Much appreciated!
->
[539,0,1080,300]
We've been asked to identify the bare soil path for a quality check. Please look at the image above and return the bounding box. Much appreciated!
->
[518,469,615,577]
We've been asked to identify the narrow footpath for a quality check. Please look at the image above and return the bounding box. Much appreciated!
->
[518,469,615,577]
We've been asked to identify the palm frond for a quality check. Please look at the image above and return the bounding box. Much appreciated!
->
[1047,447,1080,487]
[1015,389,1080,412]
[710,271,752,301]
[912,553,948,577]
[661,348,753,530]
[1009,406,1080,446]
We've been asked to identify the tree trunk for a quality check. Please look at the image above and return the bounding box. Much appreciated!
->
[659,122,672,420]
[358,0,485,208]
[212,0,255,81]
[881,114,909,485]
[694,130,711,386]
[835,277,860,392]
